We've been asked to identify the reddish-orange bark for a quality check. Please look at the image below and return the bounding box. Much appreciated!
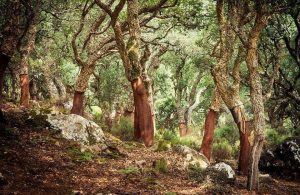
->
[71,91,85,116]
[200,109,218,160]
[230,107,251,175]
[239,121,251,175]
[131,77,154,147]
[0,54,10,98]
[179,122,188,137]
[20,74,30,107]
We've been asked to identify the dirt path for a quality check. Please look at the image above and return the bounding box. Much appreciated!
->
[0,125,299,194]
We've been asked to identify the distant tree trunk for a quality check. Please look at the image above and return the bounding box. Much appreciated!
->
[200,89,221,160]
[20,74,30,107]
[131,77,154,146]
[53,77,66,98]
[0,54,10,98]
[19,16,37,107]
[29,79,38,100]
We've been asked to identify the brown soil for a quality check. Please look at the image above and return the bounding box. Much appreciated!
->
[0,111,299,194]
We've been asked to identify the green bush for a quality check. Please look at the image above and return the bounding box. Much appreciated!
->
[111,117,134,141]
[154,158,168,173]
[265,128,291,147]
[212,139,233,161]
[215,124,239,145]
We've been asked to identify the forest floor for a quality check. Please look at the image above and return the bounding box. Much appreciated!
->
[0,109,300,194]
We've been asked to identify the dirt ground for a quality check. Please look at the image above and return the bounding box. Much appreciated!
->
[0,113,299,194]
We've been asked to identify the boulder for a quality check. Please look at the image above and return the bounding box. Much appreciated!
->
[47,114,105,145]
[212,162,235,179]
[259,136,300,179]
[173,145,209,169]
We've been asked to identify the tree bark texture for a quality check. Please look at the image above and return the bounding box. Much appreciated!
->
[200,89,221,160]
[70,64,95,115]
[131,77,154,146]
[71,91,85,116]
[200,109,218,160]
[20,74,30,107]
[0,0,21,98]
[19,17,37,107]
[246,11,268,191]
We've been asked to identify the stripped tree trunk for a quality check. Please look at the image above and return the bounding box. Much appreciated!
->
[213,0,251,175]
[131,77,154,146]
[71,64,94,115]
[107,0,154,146]
[200,89,221,160]
[19,16,37,107]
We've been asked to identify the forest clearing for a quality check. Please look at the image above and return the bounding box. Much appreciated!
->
[0,0,300,194]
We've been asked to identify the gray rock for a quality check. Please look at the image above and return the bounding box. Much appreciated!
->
[47,114,105,145]
[259,136,300,179]
[173,145,210,169]
[212,162,235,179]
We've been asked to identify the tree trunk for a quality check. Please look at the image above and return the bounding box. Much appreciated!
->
[200,89,221,160]
[0,54,10,98]
[246,11,268,191]
[20,74,30,107]
[71,63,95,116]
[71,91,85,116]
[179,121,188,137]
[229,105,250,175]
[200,109,218,160]
[238,121,251,175]
[131,77,154,147]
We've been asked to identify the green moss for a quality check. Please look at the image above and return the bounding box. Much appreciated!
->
[119,166,140,175]
[66,146,94,162]
[154,158,168,173]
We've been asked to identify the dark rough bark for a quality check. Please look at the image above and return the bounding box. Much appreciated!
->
[0,54,10,98]
[71,91,85,116]
[200,109,218,160]
[20,74,30,107]
[131,77,154,147]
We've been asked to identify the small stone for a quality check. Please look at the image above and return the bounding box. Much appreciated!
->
[0,173,8,186]
[212,162,235,179]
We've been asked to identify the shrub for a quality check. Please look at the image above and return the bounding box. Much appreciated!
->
[212,139,233,161]
[111,117,134,141]
[265,128,291,147]
[215,124,239,145]
[154,158,168,173]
